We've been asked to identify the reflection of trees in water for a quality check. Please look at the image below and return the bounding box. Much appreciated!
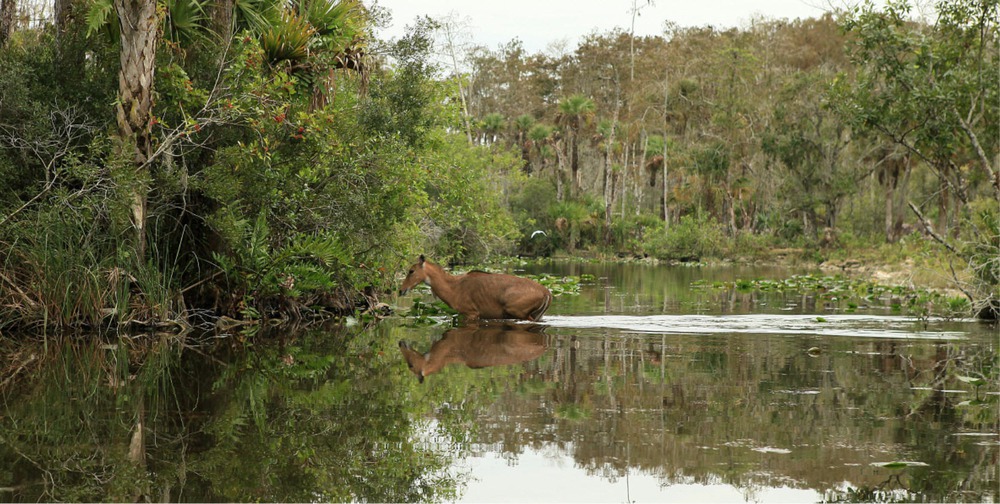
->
[465,332,998,502]
[0,328,461,502]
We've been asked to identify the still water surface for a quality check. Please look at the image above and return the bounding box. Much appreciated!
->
[0,261,996,502]
[392,261,998,503]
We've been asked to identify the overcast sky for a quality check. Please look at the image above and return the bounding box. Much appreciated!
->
[373,0,854,53]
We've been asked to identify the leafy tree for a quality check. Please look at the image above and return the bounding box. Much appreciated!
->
[833,0,999,317]
[761,69,853,238]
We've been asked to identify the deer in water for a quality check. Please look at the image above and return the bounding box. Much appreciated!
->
[399,323,548,383]
[398,255,552,321]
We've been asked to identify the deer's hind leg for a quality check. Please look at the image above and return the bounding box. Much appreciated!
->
[505,293,551,321]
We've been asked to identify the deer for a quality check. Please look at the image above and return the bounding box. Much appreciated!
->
[398,255,552,321]
[398,323,548,383]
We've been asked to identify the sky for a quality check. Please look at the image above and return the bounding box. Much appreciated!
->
[373,0,850,54]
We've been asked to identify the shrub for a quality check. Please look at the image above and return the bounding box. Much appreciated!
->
[643,214,727,262]
[610,213,663,255]
[510,178,558,256]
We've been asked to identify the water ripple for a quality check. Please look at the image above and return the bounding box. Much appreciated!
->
[540,314,966,339]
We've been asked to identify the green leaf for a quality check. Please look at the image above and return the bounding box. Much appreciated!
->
[956,375,986,386]
[85,0,116,39]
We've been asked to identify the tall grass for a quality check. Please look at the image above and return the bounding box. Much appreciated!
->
[0,200,186,331]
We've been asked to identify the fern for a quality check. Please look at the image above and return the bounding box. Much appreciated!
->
[85,0,117,39]
[214,210,356,310]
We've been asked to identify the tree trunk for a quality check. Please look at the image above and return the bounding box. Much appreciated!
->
[53,0,70,37]
[210,0,234,44]
[622,142,630,218]
[885,182,896,243]
[0,0,15,48]
[937,174,949,237]
[115,0,157,259]
[661,151,669,225]
[637,135,647,217]
[894,160,911,237]
[441,18,474,145]
[662,66,670,226]
[555,139,566,202]
[603,101,619,246]
[570,129,580,198]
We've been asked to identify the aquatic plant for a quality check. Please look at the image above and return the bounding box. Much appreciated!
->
[692,273,973,319]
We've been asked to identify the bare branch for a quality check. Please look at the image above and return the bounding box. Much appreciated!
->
[907,200,958,254]
[955,111,1000,201]
[0,105,98,227]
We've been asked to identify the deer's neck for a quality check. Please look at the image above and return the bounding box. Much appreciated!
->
[425,338,467,376]
[424,262,463,306]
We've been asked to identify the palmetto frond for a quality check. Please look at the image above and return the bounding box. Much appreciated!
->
[260,9,315,66]
[233,0,281,33]
[514,114,536,132]
[481,112,505,133]
[163,0,209,46]
[556,94,596,128]
[299,0,362,39]
[528,124,553,143]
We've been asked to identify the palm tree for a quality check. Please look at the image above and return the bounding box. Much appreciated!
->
[113,0,158,258]
[513,114,535,173]
[527,123,563,199]
[86,0,369,258]
[528,123,552,169]
[480,113,505,145]
[557,94,595,198]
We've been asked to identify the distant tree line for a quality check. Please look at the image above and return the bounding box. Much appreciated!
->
[444,1,998,317]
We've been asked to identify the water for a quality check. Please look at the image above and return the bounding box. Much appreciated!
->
[0,261,996,502]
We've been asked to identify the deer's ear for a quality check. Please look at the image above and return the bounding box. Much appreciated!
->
[418,255,426,265]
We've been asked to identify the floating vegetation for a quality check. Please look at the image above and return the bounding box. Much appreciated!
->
[528,273,593,297]
[691,273,971,319]
[403,298,458,326]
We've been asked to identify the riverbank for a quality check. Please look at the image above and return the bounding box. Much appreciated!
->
[527,239,995,320]
[542,243,961,290]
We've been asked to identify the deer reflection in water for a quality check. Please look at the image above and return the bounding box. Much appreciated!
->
[398,323,549,383]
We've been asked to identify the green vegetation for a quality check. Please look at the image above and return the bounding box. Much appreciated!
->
[692,273,974,319]
[0,0,996,330]
[0,5,519,330]
[0,326,463,501]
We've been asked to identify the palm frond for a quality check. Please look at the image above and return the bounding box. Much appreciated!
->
[85,0,119,42]
[234,0,282,33]
[260,9,316,66]
[163,0,210,46]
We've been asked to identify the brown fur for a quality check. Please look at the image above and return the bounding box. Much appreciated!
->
[398,323,548,383]
[399,256,552,321]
